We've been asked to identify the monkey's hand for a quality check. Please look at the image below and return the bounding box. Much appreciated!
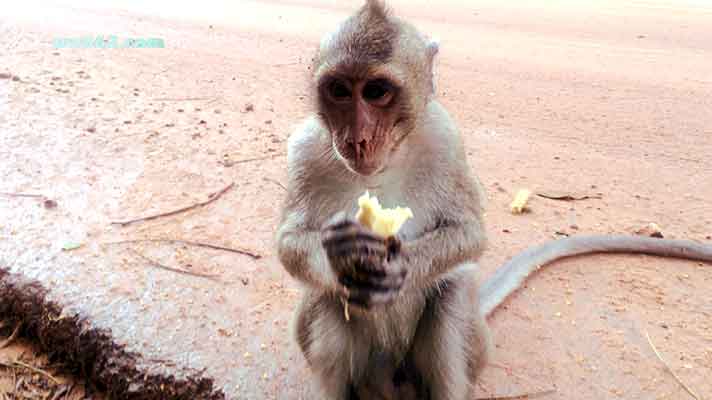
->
[321,212,407,309]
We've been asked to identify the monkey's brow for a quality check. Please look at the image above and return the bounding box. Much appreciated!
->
[317,64,403,87]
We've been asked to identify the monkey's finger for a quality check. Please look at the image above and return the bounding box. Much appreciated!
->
[321,211,349,230]
[352,257,393,277]
[323,232,388,252]
[327,241,388,260]
[341,271,404,291]
[322,226,386,246]
[321,214,384,241]
[385,236,402,260]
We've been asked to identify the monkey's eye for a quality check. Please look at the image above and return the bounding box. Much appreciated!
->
[327,81,352,102]
[362,79,394,105]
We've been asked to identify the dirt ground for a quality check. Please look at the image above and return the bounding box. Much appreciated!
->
[1,0,711,399]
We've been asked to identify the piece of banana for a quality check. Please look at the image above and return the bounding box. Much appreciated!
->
[510,189,532,214]
[355,191,413,238]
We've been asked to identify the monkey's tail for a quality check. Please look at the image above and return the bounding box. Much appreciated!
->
[479,235,712,317]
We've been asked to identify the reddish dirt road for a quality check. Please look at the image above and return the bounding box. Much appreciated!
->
[1,1,711,399]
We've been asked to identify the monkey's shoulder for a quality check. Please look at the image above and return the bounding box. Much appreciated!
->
[286,116,326,162]
[417,101,467,158]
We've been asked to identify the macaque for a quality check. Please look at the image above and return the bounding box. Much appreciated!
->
[275,1,712,399]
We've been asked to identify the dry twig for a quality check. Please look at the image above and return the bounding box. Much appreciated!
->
[263,177,287,191]
[232,153,286,165]
[475,389,556,400]
[0,360,60,384]
[0,322,22,349]
[644,330,701,400]
[536,192,602,201]
[106,238,261,259]
[50,384,71,400]
[129,249,221,280]
[0,192,45,198]
[111,182,235,226]
[151,96,218,102]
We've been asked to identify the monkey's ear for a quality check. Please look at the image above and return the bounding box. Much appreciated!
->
[426,37,440,61]
[426,37,440,95]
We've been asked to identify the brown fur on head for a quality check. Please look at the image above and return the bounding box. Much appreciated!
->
[312,0,439,176]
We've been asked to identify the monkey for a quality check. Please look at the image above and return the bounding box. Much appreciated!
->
[274,1,712,399]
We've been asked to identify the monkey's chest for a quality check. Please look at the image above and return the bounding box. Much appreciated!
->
[357,290,428,355]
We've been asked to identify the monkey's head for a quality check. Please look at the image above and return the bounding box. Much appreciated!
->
[312,0,439,176]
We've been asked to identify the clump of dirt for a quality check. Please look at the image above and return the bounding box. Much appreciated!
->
[0,328,104,400]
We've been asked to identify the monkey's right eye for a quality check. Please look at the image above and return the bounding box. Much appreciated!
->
[328,81,352,102]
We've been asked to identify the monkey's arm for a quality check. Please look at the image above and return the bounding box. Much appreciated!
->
[399,212,486,289]
[275,119,346,292]
[276,211,340,292]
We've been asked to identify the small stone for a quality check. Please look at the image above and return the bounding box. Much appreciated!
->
[634,222,663,238]
[570,224,579,230]
[265,120,272,125]
[0,72,12,79]
[43,199,58,209]
[244,103,254,112]
[86,127,96,133]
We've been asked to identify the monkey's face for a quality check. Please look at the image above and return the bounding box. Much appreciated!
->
[318,75,404,176]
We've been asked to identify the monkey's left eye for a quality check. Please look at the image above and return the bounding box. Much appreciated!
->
[327,81,352,102]
[362,80,394,105]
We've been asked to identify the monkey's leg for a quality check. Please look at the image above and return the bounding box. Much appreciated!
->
[410,264,492,400]
[296,291,369,400]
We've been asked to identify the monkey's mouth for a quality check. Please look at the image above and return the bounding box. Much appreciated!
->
[348,157,386,177]
[344,152,383,176]
[352,163,383,176]
[332,140,386,176]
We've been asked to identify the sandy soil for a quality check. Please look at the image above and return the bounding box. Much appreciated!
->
[1,0,711,399]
